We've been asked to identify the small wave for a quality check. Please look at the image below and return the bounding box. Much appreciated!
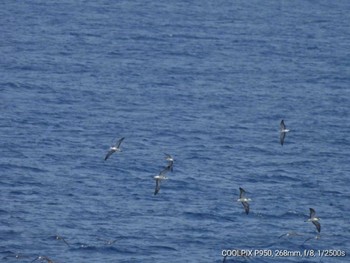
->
[148,245,177,252]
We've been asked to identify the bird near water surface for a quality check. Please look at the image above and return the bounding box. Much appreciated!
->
[104,137,125,161]
[280,120,290,146]
[237,187,251,215]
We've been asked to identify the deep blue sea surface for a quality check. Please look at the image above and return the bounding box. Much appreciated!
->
[1,1,350,262]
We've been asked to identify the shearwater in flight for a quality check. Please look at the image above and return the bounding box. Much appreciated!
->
[306,208,321,233]
[153,153,174,195]
[104,137,125,161]
[154,174,167,195]
[237,187,251,215]
[280,120,290,146]
[164,153,174,172]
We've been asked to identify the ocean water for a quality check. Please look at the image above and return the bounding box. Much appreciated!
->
[1,1,350,262]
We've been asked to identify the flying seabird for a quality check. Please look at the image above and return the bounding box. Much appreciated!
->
[164,153,174,172]
[306,208,321,233]
[237,187,251,215]
[280,120,290,146]
[104,137,125,161]
[154,174,167,195]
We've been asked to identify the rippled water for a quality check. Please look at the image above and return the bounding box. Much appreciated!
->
[1,1,350,262]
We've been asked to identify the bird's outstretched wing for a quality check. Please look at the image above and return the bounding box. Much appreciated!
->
[104,149,115,161]
[239,187,246,199]
[154,179,161,195]
[309,208,316,218]
[280,120,286,131]
[159,165,171,176]
[312,221,321,233]
[280,132,286,146]
[242,201,249,215]
[116,137,125,148]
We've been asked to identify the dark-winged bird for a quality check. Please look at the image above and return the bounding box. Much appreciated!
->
[104,137,125,161]
[280,120,290,146]
[237,187,251,215]
[306,208,321,233]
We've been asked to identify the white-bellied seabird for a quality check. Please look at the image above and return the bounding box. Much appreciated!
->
[154,156,174,195]
[104,137,125,161]
[154,174,167,195]
[306,208,321,233]
[280,120,290,146]
[164,153,174,172]
[237,187,251,215]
